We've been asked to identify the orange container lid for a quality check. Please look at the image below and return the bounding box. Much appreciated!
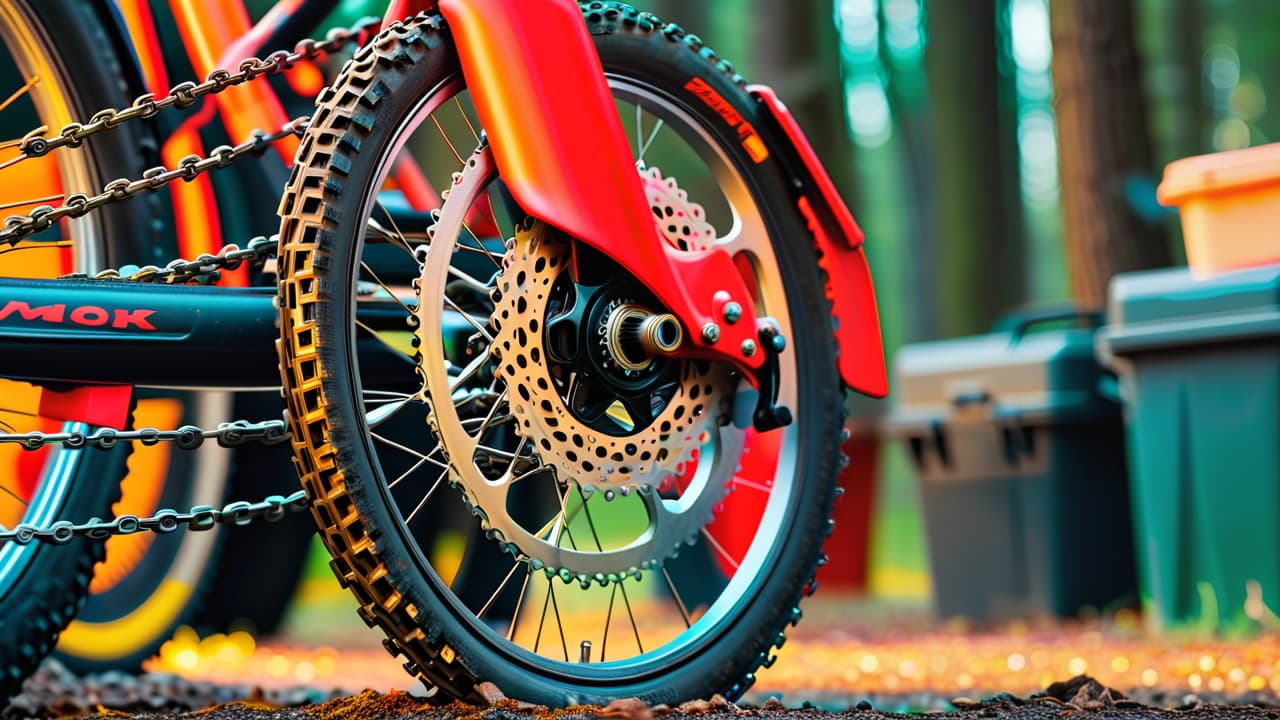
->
[1157,142,1280,206]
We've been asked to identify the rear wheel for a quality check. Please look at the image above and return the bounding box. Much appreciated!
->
[0,0,262,686]
[278,4,844,705]
[0,0,163,697]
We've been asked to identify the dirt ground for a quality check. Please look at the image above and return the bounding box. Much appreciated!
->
[8,671,1280,720]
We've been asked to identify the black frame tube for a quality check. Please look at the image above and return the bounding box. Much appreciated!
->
[0,278,455,390]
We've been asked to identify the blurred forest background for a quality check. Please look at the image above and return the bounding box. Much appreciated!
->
[291,0,1279,599]
[630,0,1280,598]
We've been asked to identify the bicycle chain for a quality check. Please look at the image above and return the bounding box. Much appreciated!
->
[62,234,278,285]
[0,20,387,542]
[0,17,381,248]
[0,418,289,452]
[0,491,309,546]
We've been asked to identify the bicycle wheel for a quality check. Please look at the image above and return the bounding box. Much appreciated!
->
[0,0,210,692]
[279,3,845,705]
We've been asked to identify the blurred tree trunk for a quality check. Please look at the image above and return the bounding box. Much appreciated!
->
[1050,0,1171,309]
[927,0,1023,337]
[879,3,940,342]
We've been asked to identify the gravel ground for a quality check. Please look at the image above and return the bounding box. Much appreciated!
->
[7,667,1280,720]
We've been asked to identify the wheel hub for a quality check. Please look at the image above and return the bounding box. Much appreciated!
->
[603,302,681,373]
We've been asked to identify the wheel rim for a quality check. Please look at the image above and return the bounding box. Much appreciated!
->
[341,73,802,682]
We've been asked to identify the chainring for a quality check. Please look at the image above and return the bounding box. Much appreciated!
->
[489,220,729,494]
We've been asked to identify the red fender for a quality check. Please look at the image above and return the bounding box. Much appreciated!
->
[383,0,436,23]
[748,85,888,398]
[438,0,765,376]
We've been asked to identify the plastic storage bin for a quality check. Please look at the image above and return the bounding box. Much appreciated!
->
[888,309,1135,621]
[1158,143,1280,277]
[1098,264,1280,633]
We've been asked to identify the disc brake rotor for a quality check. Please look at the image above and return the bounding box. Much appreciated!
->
[415,147,743,582]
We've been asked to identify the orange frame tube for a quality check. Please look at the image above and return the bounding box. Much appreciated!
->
[167,0,300,165]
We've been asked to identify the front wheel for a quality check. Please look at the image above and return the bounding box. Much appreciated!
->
[278,3,845,705]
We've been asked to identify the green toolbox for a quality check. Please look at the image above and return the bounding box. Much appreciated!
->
[1099,264,1280,634]
[889,308,1135,621]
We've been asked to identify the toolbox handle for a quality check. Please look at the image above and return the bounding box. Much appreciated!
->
[995,304,1103,345]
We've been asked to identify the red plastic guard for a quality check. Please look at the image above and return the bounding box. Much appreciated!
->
[38,384,134,430]
[749,85,888,398]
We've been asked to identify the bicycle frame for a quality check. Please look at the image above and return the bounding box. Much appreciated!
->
[1,0,888,431]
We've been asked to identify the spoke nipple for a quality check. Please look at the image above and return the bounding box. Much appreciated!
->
[741,339,758,357]
[701,323,720,344]
[723,302,743,325]
[580,640,592,663]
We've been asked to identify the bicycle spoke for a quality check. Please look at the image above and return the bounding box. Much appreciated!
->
[0,194,60,212]
[446,264,495,293]
[549,582,570,662]
[0,154,29,172]
[477,561,522,619]
[484,194,508,242]
[0,483,28,508]
[431,114,465,167]
[619,581,644,655]
[639,117,664,164]
[533,581,552,654]
[662,565,692,628]
[0,239,71,259]
[601,583,616,662]
[355,317,413,359]
[403,467,448,525]
[460,221,503,271]
[368,206,419,259]
[359,261,416,316]
[552,480,580,551]
[507,565,532,641]
[504,435,529,476]
[363,390,418,402]
[387,449,447,491]
[441,294,493,344]
[454,97,479,144]
[701,527,740,571]
[577,485,605,552]
[635,104,643,161]
[365,396,418,428]
[732,477,772,493]
[468,386,507,440]
[371,431,434,460]
[0,75,38,117]
[449,353,490,392]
